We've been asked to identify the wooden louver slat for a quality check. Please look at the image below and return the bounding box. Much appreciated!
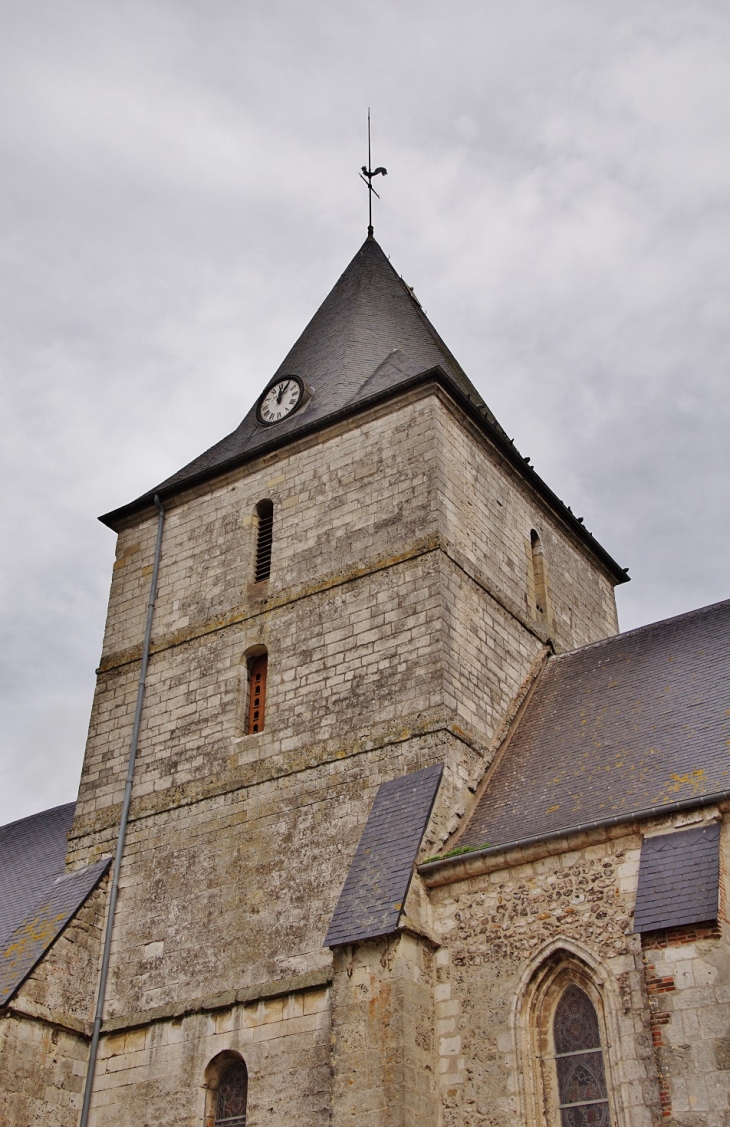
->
[247,654,267,734]
[255,500,274,582]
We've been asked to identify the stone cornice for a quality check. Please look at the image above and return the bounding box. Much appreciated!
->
[100,967,333,1035]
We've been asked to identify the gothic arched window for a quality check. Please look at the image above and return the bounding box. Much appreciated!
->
[254,499,274,582]
[553,984,609,1126]
[214,1060,248,1127]
[246,652,267,734]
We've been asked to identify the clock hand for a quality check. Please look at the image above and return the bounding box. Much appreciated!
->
[276,381,290,404]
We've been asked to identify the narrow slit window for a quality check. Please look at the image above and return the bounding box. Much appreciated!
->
[247,653,267,734]
[214,1060,248,1127]
[254,500,274,582]
[531,529,548,617]
[553,985,609,1127]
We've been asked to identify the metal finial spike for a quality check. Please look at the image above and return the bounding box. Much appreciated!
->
[360,108,387,237]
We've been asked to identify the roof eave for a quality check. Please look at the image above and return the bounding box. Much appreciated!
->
[418,788,730,887]
[98,368,628,585]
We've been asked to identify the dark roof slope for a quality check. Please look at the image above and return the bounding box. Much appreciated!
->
[102,237,495,524]
[0,803,75,948]
[0,803,109,1005]
[98,236,628,585]
[457,598,730,852]
[325,764,442,947]
[633,823,720,933]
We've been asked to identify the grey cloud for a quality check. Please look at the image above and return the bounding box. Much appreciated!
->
[1,0,729,823]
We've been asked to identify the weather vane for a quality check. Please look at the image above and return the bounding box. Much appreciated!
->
[360,109,387,238]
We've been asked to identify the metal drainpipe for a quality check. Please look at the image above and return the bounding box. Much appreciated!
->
[79,494,165,1127]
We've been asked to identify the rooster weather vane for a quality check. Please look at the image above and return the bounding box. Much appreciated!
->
[360,109,387,238]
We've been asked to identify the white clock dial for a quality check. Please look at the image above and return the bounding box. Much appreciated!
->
[258,378,303,424]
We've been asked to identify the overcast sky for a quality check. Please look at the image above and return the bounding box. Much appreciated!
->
[1,1,729,825]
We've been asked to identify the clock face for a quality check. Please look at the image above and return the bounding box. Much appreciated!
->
[258,377,303,424]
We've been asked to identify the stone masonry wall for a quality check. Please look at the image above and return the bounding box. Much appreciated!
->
[427,828,660,1127]
[90,985,330,1126]
[24,386,622,1125]
[435,401,619,653]
[0,881,108,1127]
[636,814,730,1126]
[0,1013,88,1127]
[94,732,459,1020]
[330,933,439,1127]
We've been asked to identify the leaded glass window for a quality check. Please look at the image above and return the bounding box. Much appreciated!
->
[553,985,609,1127]
[215,1061,248,1127]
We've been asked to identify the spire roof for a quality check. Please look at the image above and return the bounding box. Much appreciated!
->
[99,235,627,584]
[102,237,503,523]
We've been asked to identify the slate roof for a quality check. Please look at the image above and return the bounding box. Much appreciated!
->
[455,598,730,853]
[97,237,628,585]
[633,823,720,933]
[325,764,443,947]
[101,237,488,522]
[0,803,109,1005]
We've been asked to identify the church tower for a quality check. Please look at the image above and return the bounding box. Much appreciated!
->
[1,233,628,1126]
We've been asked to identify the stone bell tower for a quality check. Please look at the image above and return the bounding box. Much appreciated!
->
[3,233,626,1127]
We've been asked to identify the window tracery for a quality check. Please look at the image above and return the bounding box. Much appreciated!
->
[214,1060,248,1127]
[552,985,609,1127]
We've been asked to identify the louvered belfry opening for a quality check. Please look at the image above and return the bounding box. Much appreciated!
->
[247,653,267,734]
[254,499,273,582]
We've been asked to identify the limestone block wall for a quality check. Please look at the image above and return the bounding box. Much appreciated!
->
[642,923,730,1124]
[330,933,439,1127]
[435,401,619,653]
[75,729,468,1023]
[440,550,547,756]
[99,394,441,666]
[73,549,444,834]
[0,1014,88,1127]
[0,883,107,1127]
[88,984,330,1127]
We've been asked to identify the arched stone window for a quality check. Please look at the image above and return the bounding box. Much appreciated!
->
[204,1052,248,1127]
[246,650,268,734]
[530,529,548,619]
[553,984,609,1126]
[515,948,618,1127]
[214,1060,248,1127]
[254,499,274,582]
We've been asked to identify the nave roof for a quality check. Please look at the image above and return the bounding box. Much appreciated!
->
[452,598,730,859]
[0,802,109,1005]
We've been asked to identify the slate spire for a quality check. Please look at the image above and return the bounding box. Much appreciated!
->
[103,236,501,522]
[99,237,626,588]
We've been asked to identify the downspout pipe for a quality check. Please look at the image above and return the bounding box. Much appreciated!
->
[79,494,166,1127]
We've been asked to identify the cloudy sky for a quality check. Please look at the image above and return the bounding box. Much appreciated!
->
[1,1,729,825]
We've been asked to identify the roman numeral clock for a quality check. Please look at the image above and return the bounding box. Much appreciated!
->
[257,376,312,425]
